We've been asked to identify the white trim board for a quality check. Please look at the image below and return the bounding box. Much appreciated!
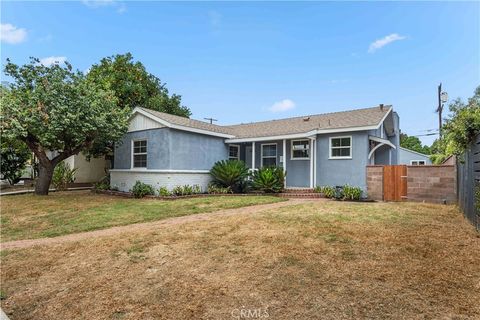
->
[329,135,353,160]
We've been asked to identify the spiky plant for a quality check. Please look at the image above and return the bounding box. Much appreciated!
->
[209,160,250,193]
[251,167,285,193]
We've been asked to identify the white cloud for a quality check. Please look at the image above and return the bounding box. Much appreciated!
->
[39,56,67,66]
[82,0,126,13]
[0,23,27,44]
[368,33,406,53]
[268,99,296,113]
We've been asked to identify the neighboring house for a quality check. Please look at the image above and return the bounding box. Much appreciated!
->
[47,151,109,184]
[398,147,432,165]
[110,104,400,193]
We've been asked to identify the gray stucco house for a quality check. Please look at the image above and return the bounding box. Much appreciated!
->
[110,104,400,193]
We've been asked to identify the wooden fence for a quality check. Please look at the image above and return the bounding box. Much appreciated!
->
[457,134,480,230]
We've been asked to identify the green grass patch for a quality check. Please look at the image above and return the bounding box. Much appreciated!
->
[1,192,284,242]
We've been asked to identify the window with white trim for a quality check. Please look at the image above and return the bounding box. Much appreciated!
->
[291,140,310,159]
[133,140,147,168]
[330,136,352,159]
[410,160,426,165]
[261,144,277,167]
[229,145,240,161]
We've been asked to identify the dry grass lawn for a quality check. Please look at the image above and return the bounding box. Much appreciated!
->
[1,200,479,319]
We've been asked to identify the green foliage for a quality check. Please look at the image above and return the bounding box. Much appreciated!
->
[0,138,31,185]
[251,167,285,193]
[400,133,431,155]
[131,181,155,198]
[52,162,77,190]
[442,87,480,156]
[192,185,201,194]
[342,185,363,201]
[431,86,480,162]
[317,186,336,198]
[207,184,232,194]
[87,53,191,117]
[158,186,171,197]
[317,185,362,200]
[1,57,130,194]
[172,186,184,196]
[210,160,251,193]
[93,182,110,191]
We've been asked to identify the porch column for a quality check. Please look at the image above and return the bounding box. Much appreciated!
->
[252,142,255,170]
[310,137,315,188]
[313,138,317,187]
[283,139,287,187]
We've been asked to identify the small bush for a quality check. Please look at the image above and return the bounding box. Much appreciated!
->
[343,185,363,201]
[158,186,171,197]
[182,185,194,195]
[210,160,250,193]
[131,181,155,198]
[251,167,285,193]
[318,186,336,198]
[207,184,232,194]
[192,184,202,194]
[172,185,184,196]
[93,182,110,191]
[52,162,77,190]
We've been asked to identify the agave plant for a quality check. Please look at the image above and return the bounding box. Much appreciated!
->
[209,160,250,193]
[251,166,285,193]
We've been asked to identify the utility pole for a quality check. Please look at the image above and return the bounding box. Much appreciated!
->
[204,117,218,124]
[436,83,448,139]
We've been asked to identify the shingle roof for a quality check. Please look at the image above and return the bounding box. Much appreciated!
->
[139,105,392,139]
[139,107,233,135]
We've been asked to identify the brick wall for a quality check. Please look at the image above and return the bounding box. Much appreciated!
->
[366,165,456,203]
[366,166,384,200]
[407,165,456,204]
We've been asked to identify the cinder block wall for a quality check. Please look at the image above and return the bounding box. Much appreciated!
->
[366,165,456,203]
[366,166,384,200]
[407,165,456,204]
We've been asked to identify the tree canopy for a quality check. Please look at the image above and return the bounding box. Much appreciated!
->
[400,133,431,155]
[1,57,130,194]
[430,86,480,163]
[87,53,191,117]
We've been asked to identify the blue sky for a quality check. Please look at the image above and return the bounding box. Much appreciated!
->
[2,1,479,145]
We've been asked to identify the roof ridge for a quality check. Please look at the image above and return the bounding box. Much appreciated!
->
[224,105,392,128]
[139,107,227,129]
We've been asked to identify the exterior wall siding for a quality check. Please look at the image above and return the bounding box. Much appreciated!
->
[110,171,212,194]
[285,139,310,187]
[398,148,432,165]
[315,131,369,190]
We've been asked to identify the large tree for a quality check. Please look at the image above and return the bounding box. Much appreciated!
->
[87,53,191,117]
[1,58,130,195]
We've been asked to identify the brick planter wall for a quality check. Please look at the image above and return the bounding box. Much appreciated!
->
[366,166,384,201]
[406,165,456,204]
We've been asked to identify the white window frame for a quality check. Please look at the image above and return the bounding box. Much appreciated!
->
[329,136,352,159]
[228,144,240,161]
[131,139,147,169]
[410,160,426,165]
[261,143,277,167]
[290,139,310,160]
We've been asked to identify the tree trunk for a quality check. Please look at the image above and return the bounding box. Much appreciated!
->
[35,163,54,195]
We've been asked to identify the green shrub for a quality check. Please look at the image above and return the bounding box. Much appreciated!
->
[172,186,184,196]
[158,186,171,197]
[192,184,202,194]
[93,182,110,191]
[318,186,335,198]
[343,185,363,201]
[182,185,194,195]
[52,162,77,190]
[207,184,232,194]
[210,160,250,193]
[251,167,285,193]
[131,181,155,198]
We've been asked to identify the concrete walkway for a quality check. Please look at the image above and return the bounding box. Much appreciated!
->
[0,198,314,250]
